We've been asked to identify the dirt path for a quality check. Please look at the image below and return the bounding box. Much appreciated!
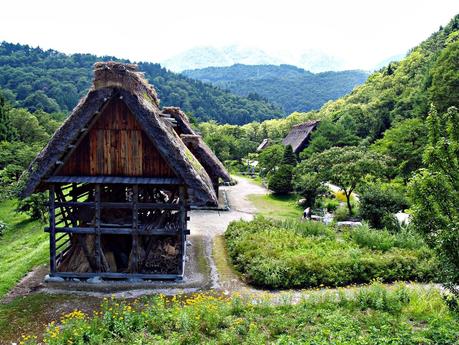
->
[189,176,266,290]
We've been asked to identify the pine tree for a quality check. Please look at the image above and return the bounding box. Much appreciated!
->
[282,145,297,166]
[0,92,10,141]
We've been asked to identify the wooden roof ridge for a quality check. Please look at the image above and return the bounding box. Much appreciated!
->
[19,62,218,207]
[162,107,231,182]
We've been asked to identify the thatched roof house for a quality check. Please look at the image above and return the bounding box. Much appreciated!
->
[282,120,320,154]
[256,138,270,152]
[19,62,228,280]
[162,107,231,194]
[21,62,218,206]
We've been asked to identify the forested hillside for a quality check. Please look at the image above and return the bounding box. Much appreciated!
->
[0,42,283,124]
[183,64,369,113]
[200,14,459,164]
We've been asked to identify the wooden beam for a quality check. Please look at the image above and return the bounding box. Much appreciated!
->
[45,226,180,236]
[54,201,180,210]
[131,184,139,273]
[49,185,56,274]
[95,184,101,273]
[52,272,181,280]
[178,185,187,277]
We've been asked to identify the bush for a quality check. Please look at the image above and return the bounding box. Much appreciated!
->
[292,172,327,208]
[359,183,409,230]
[268,165,293,194]
[334,205,350,221]
[15,193,48,222]
[349,224,426,252]
[0,220,5,236]
[225,217,437,289]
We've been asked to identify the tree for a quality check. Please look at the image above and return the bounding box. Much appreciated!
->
[282,145,297,166]
[301,146,389,215]
[0,91,11,141]
[268,165,293,194]
[359,183,409,230]
[409,105,459,298]
[300,120,359,159]
[429,40,459,113]
[372,118,427,182]
[292,171,327,208]
[257,144,284,177]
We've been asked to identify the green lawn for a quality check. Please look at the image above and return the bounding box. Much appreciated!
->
[0,199,48,298]
[248,193,303,220]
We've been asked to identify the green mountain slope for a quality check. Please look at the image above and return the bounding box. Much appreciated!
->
[316,15,459,141]
[182,64,369,113]
[0,42,283,125]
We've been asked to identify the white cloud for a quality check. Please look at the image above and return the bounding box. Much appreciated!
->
[0,0,457,69]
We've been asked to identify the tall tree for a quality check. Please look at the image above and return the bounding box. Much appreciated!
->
[409,105,459,298]
[282,145,297,166]
[0,91,10,141]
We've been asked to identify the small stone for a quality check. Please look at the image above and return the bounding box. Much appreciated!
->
[72,278,81,282]
[127,277,144,283]
[186,240,192,246]
[44,274,65,283]
[87,276,103,284]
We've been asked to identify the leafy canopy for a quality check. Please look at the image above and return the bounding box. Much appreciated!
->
[300,146,389,215]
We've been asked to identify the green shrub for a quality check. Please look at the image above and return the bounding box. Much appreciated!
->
[15,193,48,222]
[359,183,409,230]
[268,165,293,194]
[225,217,437,289]
[334,205,350,221]
[349,224,425,251]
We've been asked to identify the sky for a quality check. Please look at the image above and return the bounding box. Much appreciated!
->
[0,0,458,69]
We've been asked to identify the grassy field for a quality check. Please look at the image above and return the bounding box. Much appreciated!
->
[0,199,48,298]
[16,284,459,344]
[247,193,303,220]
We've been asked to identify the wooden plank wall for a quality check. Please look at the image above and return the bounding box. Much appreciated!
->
[60,99,176,177]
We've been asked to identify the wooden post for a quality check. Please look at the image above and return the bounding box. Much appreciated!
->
[132,184,139,273]
[95,184,101,273]
[49,185,56,275]
[178,185,187,277]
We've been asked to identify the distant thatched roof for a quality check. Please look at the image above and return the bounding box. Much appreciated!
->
[256,138,270,152]
[162,107,231,183]
[282,120,320,153]
[20,62,218,206]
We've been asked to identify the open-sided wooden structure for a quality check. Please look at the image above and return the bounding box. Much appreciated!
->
[282,120,320,154]
[20,62,228,280]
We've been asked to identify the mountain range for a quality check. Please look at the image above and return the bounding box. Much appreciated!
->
[183,64,369,114]
[161,45,404,73]
[0,42,283,125]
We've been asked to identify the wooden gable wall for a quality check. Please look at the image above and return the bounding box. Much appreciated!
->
[59,99,176,177]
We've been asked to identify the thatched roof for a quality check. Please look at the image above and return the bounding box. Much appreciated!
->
[256,138,270,152]
[162,107,231,183]
[282,120,320,153]
[20,62,218,206]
